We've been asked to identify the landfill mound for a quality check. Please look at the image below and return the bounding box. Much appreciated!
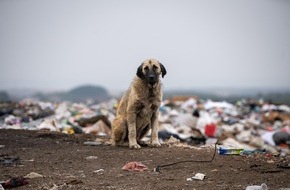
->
[0,96,290,189]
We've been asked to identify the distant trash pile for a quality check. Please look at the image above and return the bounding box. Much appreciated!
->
[0,97,290,154]
[0,99,116,136]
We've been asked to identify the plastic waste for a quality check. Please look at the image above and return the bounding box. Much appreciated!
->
[205,123,216,137]
[241,150,266,155]
[83,141,102,146]
[0,156,19,165]
[85,156,98,160]
[218,147,244,155]
[192,173,206,180]
[93,169,104,173]
[0,176,28,188]
[122,161,148,171]
[187,173,206,181]
[245,183,268,190]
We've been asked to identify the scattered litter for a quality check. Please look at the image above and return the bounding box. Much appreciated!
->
[186,173,206,181]
[167,135,180,145]
[67,179,83,185]
[83,141,102,146]
[266,160,274,163]
[22,159,35,162]
[25,172,44,179]
[277,163,290,169]
[241,150,266,155]
[246,183,268,190]
[93,169,104,173]
[122,161,148,171]
[85,156,98,160]
[186,178,193,181]
[192,173,206,180]
[49,183,68,190]
[0,176,28,188]
[218,147,244,155]
[0,156,19,165]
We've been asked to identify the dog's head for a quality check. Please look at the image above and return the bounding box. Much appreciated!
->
[136,59,167,85]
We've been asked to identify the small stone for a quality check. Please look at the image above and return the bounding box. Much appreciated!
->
[25,172,44,179]
[186,178,193,181]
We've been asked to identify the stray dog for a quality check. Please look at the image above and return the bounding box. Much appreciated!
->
[111,58,167,149]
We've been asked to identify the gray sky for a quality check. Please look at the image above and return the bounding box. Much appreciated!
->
[0,0,289,92]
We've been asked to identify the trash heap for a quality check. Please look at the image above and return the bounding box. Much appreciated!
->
[1,96,290,154]
[0,100,54,129]
[0,99,117,136]
[158,97,290,155]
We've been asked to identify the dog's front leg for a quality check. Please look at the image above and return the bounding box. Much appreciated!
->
[127,112,141,149]
[149,111,161,147]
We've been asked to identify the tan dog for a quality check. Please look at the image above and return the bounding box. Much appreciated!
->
[111,58,167,149]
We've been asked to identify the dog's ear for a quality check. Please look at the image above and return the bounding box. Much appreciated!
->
[159,63,167,78]
[136,64,144,79]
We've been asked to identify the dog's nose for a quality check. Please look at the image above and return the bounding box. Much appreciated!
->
[149,76,155,80]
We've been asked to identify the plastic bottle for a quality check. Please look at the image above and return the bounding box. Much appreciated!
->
[241,149,266,155]
[218,147,244,155]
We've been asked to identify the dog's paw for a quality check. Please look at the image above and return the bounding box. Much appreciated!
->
[149,142,161,148]
[110,140,116,146]
[129,143,141,149]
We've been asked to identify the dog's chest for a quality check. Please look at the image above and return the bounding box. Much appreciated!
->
[135,87,160,121]
[138,103,155,118]
[136,103,155,130]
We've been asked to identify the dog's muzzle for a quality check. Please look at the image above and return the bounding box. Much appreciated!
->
[147,75,157,85]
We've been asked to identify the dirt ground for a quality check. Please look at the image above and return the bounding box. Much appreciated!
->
[0,129,289,190]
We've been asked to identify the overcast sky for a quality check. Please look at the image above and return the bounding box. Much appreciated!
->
[0,0,289,92]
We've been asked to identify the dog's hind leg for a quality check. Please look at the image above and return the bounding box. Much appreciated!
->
[111,118,127,146]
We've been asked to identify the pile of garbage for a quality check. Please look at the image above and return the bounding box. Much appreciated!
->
[158,97,290,155]
[1,96,290,154]
[0,99,116,136]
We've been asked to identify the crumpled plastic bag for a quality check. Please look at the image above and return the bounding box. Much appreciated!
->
[122,161,148,171]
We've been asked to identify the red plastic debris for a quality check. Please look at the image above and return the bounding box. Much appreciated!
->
[205,123,216,137]
[1,176,28,188]
[122,161,148,171]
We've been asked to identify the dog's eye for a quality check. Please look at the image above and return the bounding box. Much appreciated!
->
[153,65,158,71]
[144,66,149,71]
